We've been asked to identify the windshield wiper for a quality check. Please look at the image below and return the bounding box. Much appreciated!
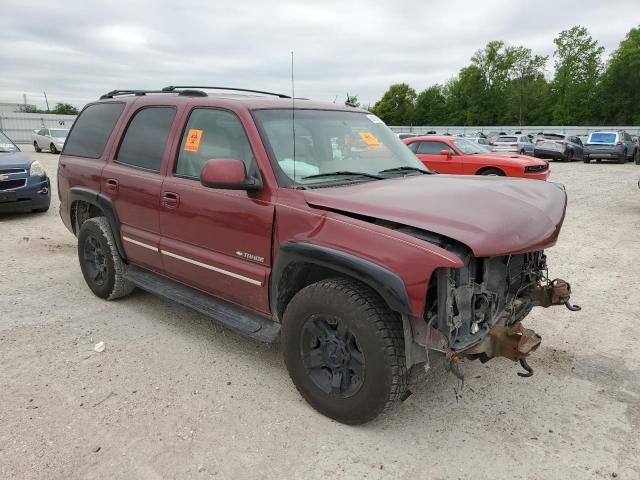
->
[301,171,385,180]
[378,166,432,175]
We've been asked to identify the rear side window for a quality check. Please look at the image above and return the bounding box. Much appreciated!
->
[63,103,125,158]
[175,108,255,179]
[497,136,517,142]
[116,107,176,172]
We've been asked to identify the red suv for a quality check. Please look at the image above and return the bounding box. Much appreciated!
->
[58,87,579,424]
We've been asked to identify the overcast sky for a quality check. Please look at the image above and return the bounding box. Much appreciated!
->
[1,0,638,110]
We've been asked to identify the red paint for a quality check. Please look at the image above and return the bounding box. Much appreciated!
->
[59,95,567,318]
[403,136,550,180]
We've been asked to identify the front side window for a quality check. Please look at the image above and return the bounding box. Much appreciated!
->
[417,141,452,155]
[116,107,176,172]
[175,109,255,179]
[64,102,125,158]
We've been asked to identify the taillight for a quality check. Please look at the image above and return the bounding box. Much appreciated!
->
[490,143,496,146]
[510,143,518,147]
[616,141,622,145]
[555,140,565,145]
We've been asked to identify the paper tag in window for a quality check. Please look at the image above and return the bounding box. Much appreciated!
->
[359,132,381,147]
[366,114,384,124]
[184,129,203,152]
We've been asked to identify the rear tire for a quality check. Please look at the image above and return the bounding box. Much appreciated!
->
[617,151,626,164]
[282,278,408,425]
[565,150,573,162]
[583,157,591,164]
[77,217,134,300]
[635,149,640,165]
[50,144,58,154]
[479,168,505,176]
[33,142,41,153]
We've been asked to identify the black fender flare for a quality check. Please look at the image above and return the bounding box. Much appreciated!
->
[68,187,126,260]
[271,241,412,320]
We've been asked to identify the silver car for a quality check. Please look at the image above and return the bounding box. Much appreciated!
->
[490,135,534,155]
[32,128,69,154]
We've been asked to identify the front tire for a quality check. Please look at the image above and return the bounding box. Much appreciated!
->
[50,143,58,154]
[282,278,408,425]
[33,142,41,153]
[77,217,134,300]
[479,168,505,176]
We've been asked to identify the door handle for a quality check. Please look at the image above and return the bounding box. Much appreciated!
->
[105,178,119,192]
[162,191,180,208]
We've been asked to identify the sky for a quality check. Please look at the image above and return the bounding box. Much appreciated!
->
[1,0,638,110]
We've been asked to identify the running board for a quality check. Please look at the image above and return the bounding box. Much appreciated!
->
[126,265,280,343]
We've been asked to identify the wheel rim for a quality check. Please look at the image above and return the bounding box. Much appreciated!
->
[83,234,107,286]
[299,314,365,397]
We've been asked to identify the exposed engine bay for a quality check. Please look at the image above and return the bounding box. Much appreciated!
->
[399,226,580,376]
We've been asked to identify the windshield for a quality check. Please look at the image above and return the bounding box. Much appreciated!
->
[589,132,617,143]
[0,131,19,153]
[451,138,488,154]
[50,129,68,138]
[253,109,427,185]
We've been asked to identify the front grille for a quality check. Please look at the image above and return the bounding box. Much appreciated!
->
[0,179,27,190]
[0,168,27,175]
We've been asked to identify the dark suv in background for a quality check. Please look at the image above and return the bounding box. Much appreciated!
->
[533,133,584,162]
[0,130,51,213]
[57,86,578,424]
[583,131,639,164]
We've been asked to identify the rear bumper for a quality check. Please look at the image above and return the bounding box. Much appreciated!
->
[0,177,51,212]
[584,149,624,159]
[534,148,566,159]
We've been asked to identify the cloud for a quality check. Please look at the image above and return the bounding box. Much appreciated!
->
[0,0,637,109]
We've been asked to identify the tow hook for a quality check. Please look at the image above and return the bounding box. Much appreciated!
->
[528,278,581,312]
[518,358,534,377]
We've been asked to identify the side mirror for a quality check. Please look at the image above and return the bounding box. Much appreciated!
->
[439,149,452,157]
[200,159,261,191]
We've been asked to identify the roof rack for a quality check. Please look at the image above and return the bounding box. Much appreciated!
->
[162,85,291,98]
[99,89,207,99]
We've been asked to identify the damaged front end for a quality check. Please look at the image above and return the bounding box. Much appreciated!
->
[419,246,580,377]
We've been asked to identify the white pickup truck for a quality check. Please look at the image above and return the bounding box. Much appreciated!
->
[32,128,69,154]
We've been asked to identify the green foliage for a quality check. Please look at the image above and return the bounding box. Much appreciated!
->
[370,25,638,126]
[550,26,604,124]
[17,102,80,115]
[598,26,640,124]
[52,103,80,115]
[370,83,417,125]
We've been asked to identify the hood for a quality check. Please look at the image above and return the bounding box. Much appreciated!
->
[0,151,33,169]
[304,175,566,257]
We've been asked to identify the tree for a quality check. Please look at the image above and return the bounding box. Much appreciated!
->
[370,83,417,125]
[52,103,79,115]
[598,26,640,124]
[550,26,604,124]
[413,85,448,125]
[509,47,548,125]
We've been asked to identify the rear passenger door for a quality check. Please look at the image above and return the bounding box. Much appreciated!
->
[101,105,177,271]
[158,107,274,314]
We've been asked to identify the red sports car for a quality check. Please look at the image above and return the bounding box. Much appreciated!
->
[403,136,550,180]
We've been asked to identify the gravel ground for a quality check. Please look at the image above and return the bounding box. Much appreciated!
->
[1,146,639,480]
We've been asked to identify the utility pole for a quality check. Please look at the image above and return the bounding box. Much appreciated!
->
[43,91,50,112]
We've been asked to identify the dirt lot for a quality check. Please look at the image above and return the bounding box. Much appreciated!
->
[1,145,639,480]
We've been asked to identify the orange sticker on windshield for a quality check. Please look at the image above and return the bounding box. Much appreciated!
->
[359,132,381,147]
[184,129,203,152]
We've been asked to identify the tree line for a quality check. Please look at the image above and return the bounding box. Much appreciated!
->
[18,103,80,115]
[368,25,640,126]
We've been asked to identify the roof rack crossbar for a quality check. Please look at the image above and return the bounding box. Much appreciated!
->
[162,86,291,99]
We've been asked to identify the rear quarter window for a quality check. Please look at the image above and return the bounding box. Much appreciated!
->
[63,103,125,158]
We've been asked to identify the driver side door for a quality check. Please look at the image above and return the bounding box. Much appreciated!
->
[414,140,460,174]
[159,107,274,314]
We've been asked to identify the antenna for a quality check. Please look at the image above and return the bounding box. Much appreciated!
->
[291,51,296,183]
